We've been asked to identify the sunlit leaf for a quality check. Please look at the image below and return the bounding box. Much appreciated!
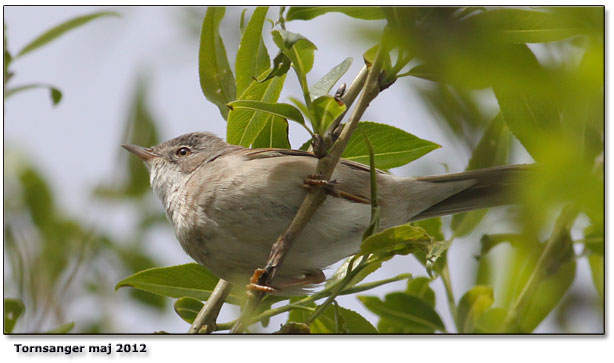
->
[4,298,25,333]
[359,224,432,257]
[17,11,120,58]
[199,7,236,119]
[272,29,317,75]
[287,6,385,21]
[309,57,352,100]
[227,70,286,147]
[412,217,444,241]
[342,122,440,169]
[115,263,241,305]
[236,7,270,95]
[228,100,305,124]
[456,285,494,333]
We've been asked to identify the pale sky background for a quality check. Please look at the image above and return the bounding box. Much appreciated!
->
[3,5,602,334]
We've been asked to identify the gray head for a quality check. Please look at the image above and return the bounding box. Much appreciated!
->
[122,132,230,205]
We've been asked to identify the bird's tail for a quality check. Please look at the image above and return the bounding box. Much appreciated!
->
[408,164,532,221]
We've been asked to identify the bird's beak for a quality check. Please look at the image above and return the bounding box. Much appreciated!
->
[121,144,158,162]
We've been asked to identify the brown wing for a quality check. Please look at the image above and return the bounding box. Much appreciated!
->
[241,148,385,175]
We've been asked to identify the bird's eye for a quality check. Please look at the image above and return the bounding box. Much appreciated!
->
[176,147,191,157]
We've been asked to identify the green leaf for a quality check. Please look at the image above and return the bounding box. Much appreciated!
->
[272,29,317,75]
[359,293,445,333]
[18,166,56,230]
[115,263,241,305]
[405,277,436,308]
[466,8,589,44]
[474,307,508,333]
[492,45,560,160]
[228,100,305,124]
[506,211,577,333]
[50,87,62,105]
[174,297,204,324]
[257,52,291,82]
[276,322,311,334]
[342,122,440,169]
[5,83,63,106]
[251,115,291,149]
[308,95,346,135]
[235,7,270,95]
[584,209,604,302]
[359,224,432,257]
[412,217,444,241]
[456,286,494,333]
[588,254,604,300]
[289,96,309,117]
[287,6,385,21]
[317,305,378,334]
[199,7,236,120]
[309,57,352,100]
[46,322,75,334]
[451,113,512,237]
[4,298,25,333]
[16,11,120,58]
[583,223,604,256]
[227,70,286,147]
[363,44,392,70]
[288,301,377,334]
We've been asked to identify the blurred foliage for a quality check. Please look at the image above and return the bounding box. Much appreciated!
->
[4,10,172,333]
[5,6,603,334]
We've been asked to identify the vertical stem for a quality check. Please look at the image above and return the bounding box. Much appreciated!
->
[440,259,457,325]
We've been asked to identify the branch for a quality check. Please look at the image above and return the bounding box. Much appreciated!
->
[230,46,387,334]
[188,279,231,334]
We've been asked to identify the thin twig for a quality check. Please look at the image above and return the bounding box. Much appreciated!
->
[439,259,457,325]
[188,279,231,334]
[239,272,411,329]
[230,45,387,334]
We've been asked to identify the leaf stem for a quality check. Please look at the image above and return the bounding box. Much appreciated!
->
[439,257,457,326]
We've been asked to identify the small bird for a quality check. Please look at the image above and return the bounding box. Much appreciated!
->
[123,131,527,294]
